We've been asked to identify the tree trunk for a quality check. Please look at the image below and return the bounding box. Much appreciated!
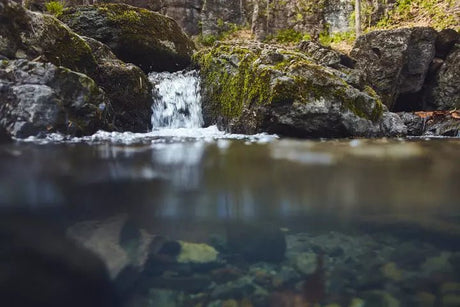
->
[355,0,362,37]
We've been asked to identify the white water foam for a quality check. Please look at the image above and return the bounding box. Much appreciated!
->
[19,70,277,145]
[149,70,203,129]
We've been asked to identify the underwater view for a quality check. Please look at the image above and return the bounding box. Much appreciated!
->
[1,70,460,307]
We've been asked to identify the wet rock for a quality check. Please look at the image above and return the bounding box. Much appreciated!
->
[363,290,400,307]
[0,215,119,307]
[0,126,12,143]
[414,292,436,307]
[351,27,437,111]
[195,42,406,138]
[292,252,317,275]
[59,4,196,72]
[226,222,286,263]
[210,276,257,300]
[176,240,219,263]
[82,37,153,132]
[397,112,425,136]
[0,60,110,138]
[427,45,460,110]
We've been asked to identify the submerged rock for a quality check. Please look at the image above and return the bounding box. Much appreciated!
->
[59,4,196,72]
[0,60,110,138]
[195,42,406,138]
[0,126,11,143]
[226,222,286,263]
[351,27,438,111]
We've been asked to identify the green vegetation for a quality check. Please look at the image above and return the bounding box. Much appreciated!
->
[199,22,242,47]
[319,30,356,47]
[373,0,459,31]
[45,1,64,17]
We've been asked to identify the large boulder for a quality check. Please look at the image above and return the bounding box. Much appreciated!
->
[83,37,153,132]
[59,4,196,72]
[0,0,153,132]
[0,0,97,75]
[427,45,460,110]
[194,42,406,138]
[0,59,110,138]
[351,27,438,111]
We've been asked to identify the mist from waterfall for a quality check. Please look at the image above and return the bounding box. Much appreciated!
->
[149,70,203,129]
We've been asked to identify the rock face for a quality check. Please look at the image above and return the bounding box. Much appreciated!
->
[0,59,110,138]
[83,37,153,132]
[428,46,460,110]
[0,0,154,134]
[351,27,438,111]
[201,0,246,36]
[195,42,406,138]
[59,4,196,72]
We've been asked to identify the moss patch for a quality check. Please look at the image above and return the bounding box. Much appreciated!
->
[194,43,384,122]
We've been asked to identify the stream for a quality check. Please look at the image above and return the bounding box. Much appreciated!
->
[1,70,460,307]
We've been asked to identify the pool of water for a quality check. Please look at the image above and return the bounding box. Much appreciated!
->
[1,133,459,307]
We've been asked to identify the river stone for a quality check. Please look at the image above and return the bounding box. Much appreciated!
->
[59,4,196,72]
[226,222,286,262]
[351,27,437,111]
[0,59,110,138]
[195,42,406,138]
[298,40,355,69]
[0,214,119,307]
[427,45,460,110]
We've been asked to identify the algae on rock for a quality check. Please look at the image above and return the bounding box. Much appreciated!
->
[194,42,401,138]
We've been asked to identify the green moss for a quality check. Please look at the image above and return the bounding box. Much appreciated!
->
[194,43,384,122]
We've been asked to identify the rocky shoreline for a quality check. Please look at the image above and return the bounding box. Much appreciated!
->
[0,0,459,139]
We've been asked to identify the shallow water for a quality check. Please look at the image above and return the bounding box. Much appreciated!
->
[2,134,460,306]
[2,70,460,306]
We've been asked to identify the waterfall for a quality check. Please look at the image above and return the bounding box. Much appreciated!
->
[149,70,203,129]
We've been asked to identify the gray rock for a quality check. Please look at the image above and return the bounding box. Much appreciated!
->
[298,40,355,69]
[0,0,153,132]
[428,46,460,110]
[82,37,153,132]
[397,112,424,136]
[59,4,196,72]
[0,126,11,143]
[435,29,460,59]
[351,27,438,110]
[195,42,407,138]
[0,60,110,138]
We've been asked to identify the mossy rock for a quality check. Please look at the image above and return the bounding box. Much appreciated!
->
[0,0,97,74]
[194,42,401,138]
[0,0,153,132]
[59,4,196,72]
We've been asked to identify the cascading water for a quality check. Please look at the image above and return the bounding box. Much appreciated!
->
[149,70,203,129]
